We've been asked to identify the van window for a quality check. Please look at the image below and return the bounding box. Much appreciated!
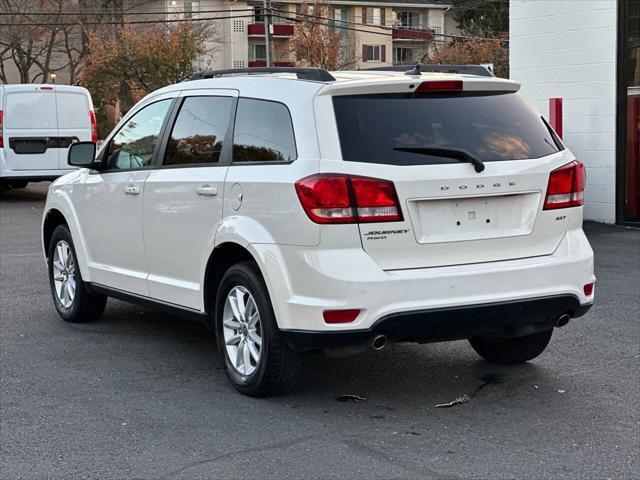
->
[163,96,233,166]
[232,98,296,163]
[56,92,90,129]
[5,91,56,129]
[104,99,172,170]
[332,92,564,165]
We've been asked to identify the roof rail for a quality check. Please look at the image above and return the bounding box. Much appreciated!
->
[360,64,495,77]
[188,67,336,82]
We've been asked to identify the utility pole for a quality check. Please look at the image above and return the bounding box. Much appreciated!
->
[262,0,271,66]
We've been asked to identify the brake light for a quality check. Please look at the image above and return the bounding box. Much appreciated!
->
[295,174,403,224]
[543,161,586,210]
[89,110,98,143]
[415,80,463,93]
[0,110,3,148]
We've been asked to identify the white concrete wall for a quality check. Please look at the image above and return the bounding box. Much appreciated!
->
[510,0,618,223]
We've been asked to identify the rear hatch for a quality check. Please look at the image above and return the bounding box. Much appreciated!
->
[330,78,570,270]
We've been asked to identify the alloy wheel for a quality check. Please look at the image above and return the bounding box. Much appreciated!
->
[222,286,263,376]
[52,240,76,308]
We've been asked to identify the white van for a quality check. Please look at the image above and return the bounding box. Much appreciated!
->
[0,84,96,189]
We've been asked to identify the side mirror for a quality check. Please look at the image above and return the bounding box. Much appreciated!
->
[68,141,97,167]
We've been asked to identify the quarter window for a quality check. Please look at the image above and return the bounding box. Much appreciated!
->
[163,96,233,166]
[232,98,297,163]
[104,99,172,170]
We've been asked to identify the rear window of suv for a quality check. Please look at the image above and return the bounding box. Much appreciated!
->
[332,92,564,165]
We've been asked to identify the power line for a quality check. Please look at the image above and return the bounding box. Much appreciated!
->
[0,8,254,16]
[0,6,506,41]
[0,13,255,27]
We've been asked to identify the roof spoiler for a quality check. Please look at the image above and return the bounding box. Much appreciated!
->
[188,67,336,82]
[360,64,495,77]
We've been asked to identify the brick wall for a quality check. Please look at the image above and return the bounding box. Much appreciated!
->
[510,0,618,222]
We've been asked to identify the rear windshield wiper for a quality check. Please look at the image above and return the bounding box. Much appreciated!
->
[392,146,486,173]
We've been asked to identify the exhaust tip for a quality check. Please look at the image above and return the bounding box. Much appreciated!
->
[372,335,388,351]
[555,313,571,327]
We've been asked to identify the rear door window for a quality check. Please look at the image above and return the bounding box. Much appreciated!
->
[332,92,564,165]
[232,98,297,163]
[5,91,57,129]
[163,96,234,166]
[56,92,90,129]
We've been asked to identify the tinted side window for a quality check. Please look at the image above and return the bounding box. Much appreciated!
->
[232,98,296,163]
[163,96,233,166]
[104,99,172,170]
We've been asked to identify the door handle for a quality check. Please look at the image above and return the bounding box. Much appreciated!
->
[196,185,218,197]
[124,184,140,196]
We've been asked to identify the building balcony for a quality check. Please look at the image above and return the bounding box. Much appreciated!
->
[247,23,295,37]
[248,60,295,67]
[392,26,435,41]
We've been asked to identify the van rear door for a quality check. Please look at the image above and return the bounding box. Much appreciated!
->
[3,85,59,171]
[54,86,92,170]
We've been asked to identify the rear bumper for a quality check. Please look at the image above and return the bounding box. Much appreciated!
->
[254,226,595,333]
[281,295,592,351]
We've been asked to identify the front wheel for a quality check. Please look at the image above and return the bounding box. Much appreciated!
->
[48,225,107,323]
[469,328,553,364]
[215,262,299,397]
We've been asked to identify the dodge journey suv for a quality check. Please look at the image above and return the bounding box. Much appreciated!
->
[42,67,595,396]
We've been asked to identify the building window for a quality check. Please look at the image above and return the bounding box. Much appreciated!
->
[393,47,417,65]
[396,11,419,28]
[331,7,348,34]
[254,6,264,23]
[365,7,382,26]
[363,45,386,62]
[166,0,199,20]
[250,44,267,61]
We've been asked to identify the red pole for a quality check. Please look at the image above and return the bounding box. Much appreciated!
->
[549,98,563,139]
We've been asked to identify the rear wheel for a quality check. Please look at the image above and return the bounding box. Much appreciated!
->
[215,261,299,397]
[48,225,107,323]
[469,328,553,364]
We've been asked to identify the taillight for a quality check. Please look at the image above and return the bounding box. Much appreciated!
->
[0,110,3,148]
[295,174,403,224]
[543,161,586,210]
[89,110,98,143]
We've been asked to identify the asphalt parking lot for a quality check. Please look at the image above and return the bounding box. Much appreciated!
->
[1,183,639,480]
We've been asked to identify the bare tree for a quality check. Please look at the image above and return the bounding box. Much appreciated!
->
[0,0,158,84]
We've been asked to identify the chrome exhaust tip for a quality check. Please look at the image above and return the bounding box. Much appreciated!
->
[372,335,388,351]
[555,313,571,327]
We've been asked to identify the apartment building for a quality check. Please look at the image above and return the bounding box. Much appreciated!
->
[166,0,455,70]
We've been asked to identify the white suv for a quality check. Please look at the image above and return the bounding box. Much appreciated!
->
[42,67,595,396]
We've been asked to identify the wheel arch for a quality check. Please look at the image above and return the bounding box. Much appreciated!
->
[203,242,261,329]
[42,209,69,260]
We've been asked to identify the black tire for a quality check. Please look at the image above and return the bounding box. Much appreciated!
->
[215,261,300,397]
[48,224,107,323]
[469,328,553,364]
